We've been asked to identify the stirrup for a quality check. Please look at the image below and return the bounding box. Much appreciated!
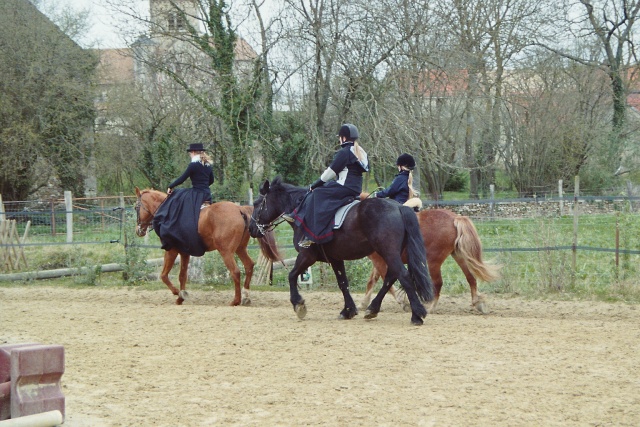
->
[298,237,315,248]
[282,213,295,223]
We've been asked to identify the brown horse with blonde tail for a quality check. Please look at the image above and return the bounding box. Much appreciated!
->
[134,187,281,306]
[361,193,500,314]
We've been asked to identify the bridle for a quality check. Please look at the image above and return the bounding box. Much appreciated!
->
[250,193,287,236]
[135,194,158,236]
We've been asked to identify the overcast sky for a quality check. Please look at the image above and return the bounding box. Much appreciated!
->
[41,0,145,48]
[45,0,265,49]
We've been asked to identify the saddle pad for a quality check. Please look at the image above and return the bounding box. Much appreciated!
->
[333,200,360,229]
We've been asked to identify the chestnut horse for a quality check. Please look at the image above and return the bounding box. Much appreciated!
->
[249,177,435,326]
[362,207,500,314]
[134,187,280,306]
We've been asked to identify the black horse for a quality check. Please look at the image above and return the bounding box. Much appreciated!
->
[249,177,435,325]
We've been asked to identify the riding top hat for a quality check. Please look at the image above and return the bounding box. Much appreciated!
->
[186,143,205,152]
[396,153,416,169]
[337,123,359,141]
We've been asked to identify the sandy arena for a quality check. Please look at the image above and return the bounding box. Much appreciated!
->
[1,285,639,426]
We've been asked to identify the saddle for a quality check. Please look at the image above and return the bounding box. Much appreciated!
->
[333,200,359,229]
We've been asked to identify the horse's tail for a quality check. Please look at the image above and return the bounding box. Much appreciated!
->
[453,215,501,282]
[239,205,283,263]
[258,230,283,263]
[400,206,435,302]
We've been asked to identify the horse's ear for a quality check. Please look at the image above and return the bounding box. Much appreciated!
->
[135,186,141,197]
[259,179,270,195]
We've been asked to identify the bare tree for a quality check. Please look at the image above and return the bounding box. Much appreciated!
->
[536,0,640,172]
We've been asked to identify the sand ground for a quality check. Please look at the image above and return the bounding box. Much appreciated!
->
[1,285,639,426]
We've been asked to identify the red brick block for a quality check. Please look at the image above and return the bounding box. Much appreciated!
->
[10,344,65,420]
[0,343,40,383]
[0,381,10,421]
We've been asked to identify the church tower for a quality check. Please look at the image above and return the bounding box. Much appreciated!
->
[149,0,201,37]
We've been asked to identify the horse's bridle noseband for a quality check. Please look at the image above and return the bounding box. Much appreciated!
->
[135,196,157,236]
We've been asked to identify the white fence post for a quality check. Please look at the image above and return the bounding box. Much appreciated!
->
[558,179,563,216]
[65,191,73,243]
[0,194,4,222]
[572,176,579,282]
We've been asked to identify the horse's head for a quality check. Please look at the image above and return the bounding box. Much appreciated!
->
[249,177,300,238]
[134,187,165,237]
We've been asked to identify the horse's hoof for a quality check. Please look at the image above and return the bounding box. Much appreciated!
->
[176,298,184,305]
[338,309,358,320]
[295,302,307,319]
[475,301,489,314]
[241,297,251,306]
[364,310,378,320]
[410,312,424,325]
[179,290,189,300]
[402,303,412,313]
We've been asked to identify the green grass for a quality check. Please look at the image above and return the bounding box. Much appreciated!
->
[2,210,639,304]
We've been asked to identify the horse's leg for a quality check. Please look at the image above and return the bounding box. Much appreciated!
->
[177,253,190,304]
[374,259,427,325]
[330,260,358,320]
[288,253,315,319]
[236,244,255,306]
[360,266,380,310]
[220,251,243,306]
[396,265,428,325]
[364,277,395,320]
[423,261,443,313]
[452,254,488,314]
[159,250,182,304]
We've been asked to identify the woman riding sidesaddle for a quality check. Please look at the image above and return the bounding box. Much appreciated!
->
[285,123,369,248]
[152,143,214,256]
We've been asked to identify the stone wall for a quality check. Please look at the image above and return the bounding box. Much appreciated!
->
[426,199,635,218]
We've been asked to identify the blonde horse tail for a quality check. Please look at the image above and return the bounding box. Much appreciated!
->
[239,205,283,263]
[258,230,283,263]
[453,216,501,282]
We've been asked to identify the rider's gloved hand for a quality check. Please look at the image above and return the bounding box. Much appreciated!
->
[309,179,324,191]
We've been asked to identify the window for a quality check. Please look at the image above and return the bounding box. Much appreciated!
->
[167,11,185,32]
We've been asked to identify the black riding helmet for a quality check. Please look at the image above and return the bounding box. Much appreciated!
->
[396,153,416,169]
[338,123,359,141]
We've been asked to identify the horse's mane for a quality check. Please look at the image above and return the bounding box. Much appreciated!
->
[270,176,301,191]
[139,188,167,204]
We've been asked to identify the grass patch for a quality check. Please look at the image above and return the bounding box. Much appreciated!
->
[1,209,639,304]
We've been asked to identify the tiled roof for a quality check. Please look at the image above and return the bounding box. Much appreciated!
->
[95,48,134,85]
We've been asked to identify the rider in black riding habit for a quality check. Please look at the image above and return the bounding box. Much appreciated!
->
[375,153,417,205]
[285,123,369,247]
[152,143,215,256]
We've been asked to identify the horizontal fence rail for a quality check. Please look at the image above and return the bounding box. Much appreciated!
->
[1,191,639,290]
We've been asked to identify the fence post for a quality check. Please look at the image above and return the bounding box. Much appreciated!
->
[615,213,620,272]
[489,184,495,220]
[120,193,126,249]
[50,199,56,236]
[558,179,563,216]
[572,176,579,284]
[248,188,253,205]
[0,194,4,222]
[65,191,73,243]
